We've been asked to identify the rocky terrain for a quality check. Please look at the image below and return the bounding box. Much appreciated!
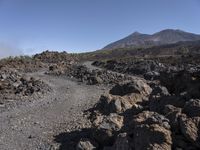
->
[0,55,46,72]
[73,60,200,150]
[92,56,200,80]
[0,67,51,112]
[0,51,109,150]
[0,51,78,111]
[0,48,200,150]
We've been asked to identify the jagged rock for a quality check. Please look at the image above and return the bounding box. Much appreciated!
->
[95,80,152,114]
[97,94,134,114]
[183,99,200,117]
[130,111,172,150]
[133,124,172,150]
[109,80,152,97]
[163,105,182,131]
[132,111,171,129]
[93,113,124,146]
[76,138,98,150]
[179,115,200,148]
[88,59,200,149]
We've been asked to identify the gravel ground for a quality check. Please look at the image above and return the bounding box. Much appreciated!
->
[0,66,108,150]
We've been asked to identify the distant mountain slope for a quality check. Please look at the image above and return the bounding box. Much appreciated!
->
[80,40,200,61]
[103,29,200,49]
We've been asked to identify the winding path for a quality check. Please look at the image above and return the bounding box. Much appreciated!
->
[0,66,107,150]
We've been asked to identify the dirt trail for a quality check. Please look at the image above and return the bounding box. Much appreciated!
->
[82,61,102,71]
[0,67,108,150]
[83,61,132,76]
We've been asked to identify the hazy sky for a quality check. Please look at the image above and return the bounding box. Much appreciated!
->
[0,0,200,57]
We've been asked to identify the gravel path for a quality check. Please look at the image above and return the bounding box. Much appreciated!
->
[0,67,108,150]
[82,61,102,71]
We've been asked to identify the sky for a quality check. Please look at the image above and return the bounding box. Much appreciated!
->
[0,0,200,57]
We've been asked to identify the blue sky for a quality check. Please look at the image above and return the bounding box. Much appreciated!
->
[0,0,200,56]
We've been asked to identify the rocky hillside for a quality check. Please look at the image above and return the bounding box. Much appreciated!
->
[81,40,200,61]
[103,29,200,50]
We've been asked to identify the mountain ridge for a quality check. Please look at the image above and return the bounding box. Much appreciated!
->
[103,29,200,50]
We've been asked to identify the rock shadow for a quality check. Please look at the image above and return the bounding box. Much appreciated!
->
[54,128,94,150]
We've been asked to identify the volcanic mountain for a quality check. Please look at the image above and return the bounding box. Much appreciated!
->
[103,29,200,49]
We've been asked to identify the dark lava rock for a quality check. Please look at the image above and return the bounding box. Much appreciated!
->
[183,99,200,117]
[92,113,124,146]
[179,115,200,148]
[130,111,172,150]
[109,80,152,96]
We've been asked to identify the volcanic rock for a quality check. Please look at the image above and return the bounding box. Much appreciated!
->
[130,111,172,150]
[76,138,98,150]
[179,115,200,148]
[183,99,200,117]
[93,113,124,146]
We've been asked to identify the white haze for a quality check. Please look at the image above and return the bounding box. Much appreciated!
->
[0,42,23,59]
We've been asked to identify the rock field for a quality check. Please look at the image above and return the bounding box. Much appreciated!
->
[0,51,200,150]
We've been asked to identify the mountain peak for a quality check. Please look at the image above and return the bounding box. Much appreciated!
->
[155,29,185,34]
[103,29,200,50]
[131,31,142,36]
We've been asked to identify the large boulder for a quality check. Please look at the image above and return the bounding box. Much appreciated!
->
[96,80,152,114]
[109,80,152,97]
[133,124,172,150]
[92,113,124,146]
[97,94,137,114]
[130,111,172,150]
